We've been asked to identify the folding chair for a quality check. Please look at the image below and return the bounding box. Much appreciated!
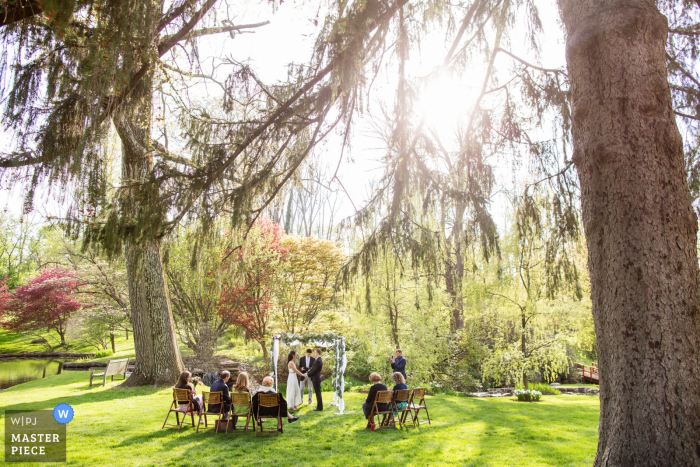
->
[407,387,431,426]
[230,392,256,435]
[197,391,224,433]
[366,390,396,431]
[393,389,414,428]
[256,393,282,437]
[162,388,197,431]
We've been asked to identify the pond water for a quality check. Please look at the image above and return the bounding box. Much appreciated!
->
[0,359,69,390]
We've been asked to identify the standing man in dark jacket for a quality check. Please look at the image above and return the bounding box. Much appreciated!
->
[306,348,323,411]
[209,371,232,420]
[391,350,406,379]
[298,349,315,406]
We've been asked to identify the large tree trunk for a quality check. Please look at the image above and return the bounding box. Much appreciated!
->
[114,13,183,386]
[559,1,700,464]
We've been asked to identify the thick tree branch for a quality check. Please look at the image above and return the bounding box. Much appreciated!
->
[157,0,199,33]
[103,0,217,121]
[675,110,700,121]
[0,152,48,168]
[156,0,217,56]
[163,21,269,42]
[669,26,700,37]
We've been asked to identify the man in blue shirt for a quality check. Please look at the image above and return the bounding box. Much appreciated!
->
[390,349,406,379]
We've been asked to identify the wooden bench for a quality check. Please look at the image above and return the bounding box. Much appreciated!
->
[89,358,129,387]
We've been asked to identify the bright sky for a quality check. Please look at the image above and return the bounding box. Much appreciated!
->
[0,0,567,232]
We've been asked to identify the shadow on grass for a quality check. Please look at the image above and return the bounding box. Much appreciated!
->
[1,378,597,467]
[0,374,165,416]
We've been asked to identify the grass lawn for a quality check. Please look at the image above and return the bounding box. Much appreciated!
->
[0,329,253,363]
[0,373,599,467]
[558,384,599,389]
[0,330,136,358]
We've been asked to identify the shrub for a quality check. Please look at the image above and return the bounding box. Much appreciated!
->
[429,383,458,396]
[95,350,113,358]
[350,384,373,393]
[528,383,561,395]
[514,389,542,401]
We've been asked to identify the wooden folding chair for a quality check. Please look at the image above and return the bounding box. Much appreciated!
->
[197,391,224,433]
[162,388,196,431]
[366,391,396,431]
[255,393,282,437]
[407,387,431,426]
[230,392,256,435]
[393,389,414,428]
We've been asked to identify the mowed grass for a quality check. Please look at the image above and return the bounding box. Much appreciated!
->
[558,384,599,389]
[0,372,599,467]
[0,330,136,359]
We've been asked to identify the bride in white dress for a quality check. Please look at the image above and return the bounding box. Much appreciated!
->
[286,351,305,410]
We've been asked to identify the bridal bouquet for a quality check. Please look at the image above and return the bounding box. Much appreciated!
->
[191,377,200,387]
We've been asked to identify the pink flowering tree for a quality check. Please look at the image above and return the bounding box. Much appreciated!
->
[0,268,82,350]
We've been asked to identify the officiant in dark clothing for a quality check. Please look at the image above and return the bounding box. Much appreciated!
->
[306,348,324,411]
[209,371,232,419]
[298,348,315,405]
[390,349,406,379]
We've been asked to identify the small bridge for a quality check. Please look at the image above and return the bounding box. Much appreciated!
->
[574,362,599,384]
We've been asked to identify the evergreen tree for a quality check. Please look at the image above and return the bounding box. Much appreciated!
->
[559,0,700,464]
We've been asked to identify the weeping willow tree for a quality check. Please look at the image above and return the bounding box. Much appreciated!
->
[341,0,575,338]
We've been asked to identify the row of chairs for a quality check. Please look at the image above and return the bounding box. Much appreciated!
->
[163,387,431,435]
[367,387,430,431]
[162,389,284,437]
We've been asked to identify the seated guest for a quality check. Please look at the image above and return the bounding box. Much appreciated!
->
[231,371,251,429]
[209,371,232,420]
[175,371,203,415]
[362,372,389,419]
[252,376,300,430]
[391,372,408,418]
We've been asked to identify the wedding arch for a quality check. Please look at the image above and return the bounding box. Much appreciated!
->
[270,332,347,414]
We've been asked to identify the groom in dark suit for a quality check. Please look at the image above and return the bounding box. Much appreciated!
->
[306,348,323,411]
[298,349,315,405]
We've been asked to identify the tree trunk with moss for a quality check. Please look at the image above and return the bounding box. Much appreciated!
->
[559,0,700,464]
[114,17,183,386]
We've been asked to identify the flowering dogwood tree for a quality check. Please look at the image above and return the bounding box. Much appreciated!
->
[0,268,81,350]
